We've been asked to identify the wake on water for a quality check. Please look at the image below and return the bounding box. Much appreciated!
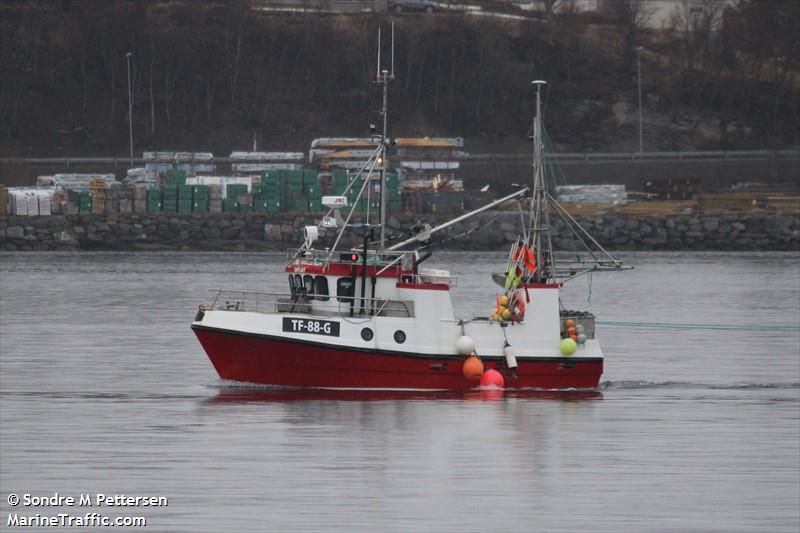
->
[599,380,800,391]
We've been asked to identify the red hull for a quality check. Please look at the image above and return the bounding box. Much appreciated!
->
[193,326,603,390]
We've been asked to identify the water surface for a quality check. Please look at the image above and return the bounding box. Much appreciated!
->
[1,251,798,532]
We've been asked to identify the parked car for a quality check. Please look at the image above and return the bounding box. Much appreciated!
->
[388,1,443,13]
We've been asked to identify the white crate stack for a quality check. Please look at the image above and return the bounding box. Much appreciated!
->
[185,176,254,198]
[8,189,54,216]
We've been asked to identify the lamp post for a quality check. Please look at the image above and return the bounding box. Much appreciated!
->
[636,46,644,154]
[126,52,134,166]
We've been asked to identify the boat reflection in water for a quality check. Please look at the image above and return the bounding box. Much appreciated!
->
[204,384,603,405]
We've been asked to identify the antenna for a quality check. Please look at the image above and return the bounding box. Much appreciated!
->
[376,27,381,79]
[390,22,395,79]
[371,24,396,252]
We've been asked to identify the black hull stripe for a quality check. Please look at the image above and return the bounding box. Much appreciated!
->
[191,324,604,363]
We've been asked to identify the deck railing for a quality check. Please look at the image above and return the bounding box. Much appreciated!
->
[203,290,413,318]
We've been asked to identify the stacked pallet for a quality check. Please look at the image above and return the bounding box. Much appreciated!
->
[118,184,134,214]
[209,185,222,213]
[89,179,106,215]
[133,185,148,214]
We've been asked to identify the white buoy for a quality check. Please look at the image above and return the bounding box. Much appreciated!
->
[455,335,475,356]
[577,333,587,345]
[503,343,518,370]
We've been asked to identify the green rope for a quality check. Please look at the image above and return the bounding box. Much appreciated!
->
[597,320,800,332]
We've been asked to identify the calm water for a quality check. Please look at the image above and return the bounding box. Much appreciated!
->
[1,251,798,532]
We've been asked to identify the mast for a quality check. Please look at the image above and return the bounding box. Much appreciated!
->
[524,80,630,282]
[529,80,554,282]
[376,23,395,253]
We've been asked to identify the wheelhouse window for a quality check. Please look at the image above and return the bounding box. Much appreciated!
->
[337,277,354,302]
[304,275,315,299]
[294,274,303,292]
[288,275,296,293]
[314,276,330,301]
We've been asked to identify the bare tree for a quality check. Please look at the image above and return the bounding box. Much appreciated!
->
[543,0,561,22]
[670,0,725,105]
[614,0,653,70]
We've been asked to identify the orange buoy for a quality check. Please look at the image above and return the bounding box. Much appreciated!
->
[565,319,575,328]
[567,326,577,335]
[462,355,484,381]
[479,368,505,388]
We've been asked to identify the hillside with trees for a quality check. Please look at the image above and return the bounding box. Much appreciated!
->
[0,0,797,160]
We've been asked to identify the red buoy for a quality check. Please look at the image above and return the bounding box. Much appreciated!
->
[479,368,505,388]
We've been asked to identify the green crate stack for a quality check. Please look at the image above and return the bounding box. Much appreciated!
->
[164,169,187,186]
[303,172,321,213]
[285,196,307,212]
[303,186,319,200]
[257,173,286,213]
[253,196,282,212]
[254,197,282,213]
[284,169,304,186]
[146,189,162,213]
[260,174,285,193]
[332,169,349,190]
[178,185,193,213]
[161,184,178,213]
[238,200,252,212]
[286,186,305,210]
[222,198,239,212]
[302,169,318,186]
[287,170,304,210]
[192,185,208,212]
[252,196,267,212]
[226,183,248,199]
[284,179,303,195]
[79,191,92,213]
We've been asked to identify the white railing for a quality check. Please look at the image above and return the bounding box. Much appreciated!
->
[203,290,413,318]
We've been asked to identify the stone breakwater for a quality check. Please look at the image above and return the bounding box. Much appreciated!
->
[0,212,797,252]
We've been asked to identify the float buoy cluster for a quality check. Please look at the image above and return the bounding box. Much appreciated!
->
[489,292,525,323]
[458,335,505,388]
[560,319,587,356]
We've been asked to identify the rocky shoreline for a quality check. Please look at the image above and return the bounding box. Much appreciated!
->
[0,212,797,252]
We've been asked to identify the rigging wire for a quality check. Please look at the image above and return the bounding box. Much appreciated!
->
[428,208,508,248]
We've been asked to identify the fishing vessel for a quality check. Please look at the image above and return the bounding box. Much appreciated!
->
[191,33,627,390]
